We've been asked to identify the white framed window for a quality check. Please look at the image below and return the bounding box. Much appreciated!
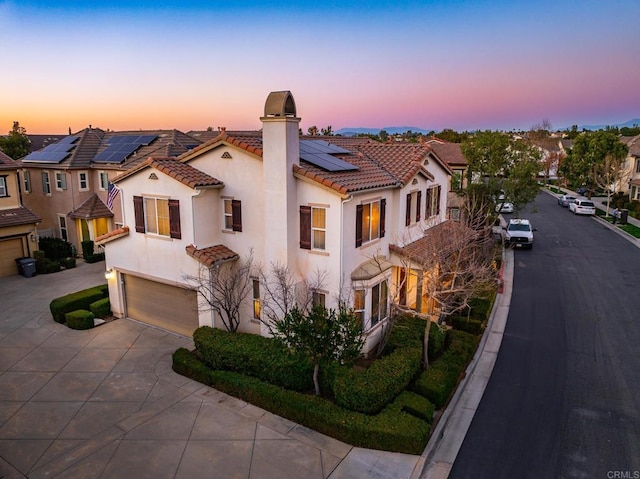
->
[354,289,365,329]
[425,185,441,218]
[405,190,422,226]
[58,215,68,241]
[99,171,109,190]
[144,197,170,236]
[357,199,385,246]
[78,171,89,191]
[41,171,51,195]
[0,176,7,197]
[223,198,233,230]
[370,280,388,328]
[22,170,31,193]
[55,171,67,191]
[252,279,261,320]
[223,198,242,232]
[311,207,326,250]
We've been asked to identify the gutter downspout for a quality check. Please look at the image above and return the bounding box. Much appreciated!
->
[340,194,354,299]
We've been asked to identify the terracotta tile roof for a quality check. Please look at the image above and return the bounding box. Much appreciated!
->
[389,220,468,267]
[95,226,130,245]
[114,157,223,189]
[186,244,239,267]
[0,206,41,228]
[68,193,114,219]
[179,131,263,161]
[428,142,466,167]
[301,135,377,147]
[0,151,18,169]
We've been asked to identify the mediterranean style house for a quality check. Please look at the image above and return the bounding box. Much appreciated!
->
[97,91,453,354]
[621,135,640,200]
[18,128,202,254]
[0,151,40,277]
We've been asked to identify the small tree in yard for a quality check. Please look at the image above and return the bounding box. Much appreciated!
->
[592,152,628,217]
[271,305,364,396]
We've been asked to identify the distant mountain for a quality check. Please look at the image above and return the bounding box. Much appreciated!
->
[335,126,430,136]
[565,118,640,131]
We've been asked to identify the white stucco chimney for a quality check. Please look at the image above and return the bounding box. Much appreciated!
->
[261,91,300,267]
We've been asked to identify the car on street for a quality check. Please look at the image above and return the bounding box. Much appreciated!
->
[558,194,576,207]
[569,198,596,215]
[576,186,588,196]
[496,202,514,213]
[503,218,535,249]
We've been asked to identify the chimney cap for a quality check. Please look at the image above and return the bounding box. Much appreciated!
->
[264,91,297,118]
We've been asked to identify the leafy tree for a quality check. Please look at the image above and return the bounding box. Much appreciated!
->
[307,125,319,136]
[320,125,333,136]
[379,129,389,142]
[0,121,31,159]
[437,128,469,143]
[461,130,541,212]
[271,305,364,396]
[620,125,640,136]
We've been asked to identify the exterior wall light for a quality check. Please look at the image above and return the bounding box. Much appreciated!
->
[105,269,115,280]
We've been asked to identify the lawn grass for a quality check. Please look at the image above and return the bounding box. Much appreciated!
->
[597,211,640,238]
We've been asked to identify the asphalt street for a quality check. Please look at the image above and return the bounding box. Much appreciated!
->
[449,192,640,479]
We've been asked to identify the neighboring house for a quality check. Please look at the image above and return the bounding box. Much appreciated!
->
[0,151,41,277]
[18,128,201,253]
[97,91,452,354]
[620,135,640,200]
[427,141,467,189]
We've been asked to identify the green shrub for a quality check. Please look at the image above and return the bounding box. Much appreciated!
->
[172,348,430,454]
[468,295,494,321]
[49,284,108,323]
[384,316,424,353]
[65,309,95,330]
[411,330,478,408]
[81,240,94,258]
[90,297,111,318]
[38,236,73,261]
[33,250,45,261]
[333,345,422,415]
[85,253,105,263]
[387,391,436,424]
[193,326,314,392]
[428,323,447,361]
[36,258,61,274]
[59,257,76,269]
[449,315,484,335]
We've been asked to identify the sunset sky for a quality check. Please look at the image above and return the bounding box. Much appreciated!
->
[1,0,639,135]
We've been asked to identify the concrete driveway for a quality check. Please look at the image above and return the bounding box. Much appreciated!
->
[0,261,420,478]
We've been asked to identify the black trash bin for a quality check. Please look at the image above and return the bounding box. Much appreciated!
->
[15,258,37,278]
[619,209,628,225]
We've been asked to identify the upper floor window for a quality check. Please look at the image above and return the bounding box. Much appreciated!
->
[41,171,51,195]
[636,158,640,174]
[0,176,7,197]
[22,170,31,193]
[78,171,89,191]
[99,171,109,190]
[55,171,67,191]
[252,279,261,320]
[405,190,422,226]
[299,205,326,251]
[133,196,181,239]
[425,185,441,218]
[354,289,365,329]
[355,198,386,247]
[223,198,242,232]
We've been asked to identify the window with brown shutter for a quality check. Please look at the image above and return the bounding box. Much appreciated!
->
[416,190,422,222]
[405,193,411,226]
[300,205,311,249]
[134,196,145,233]
[425,188,432,217]
[231,199,242,232]
[168,199,181,239]
[355,204,363,247]
[436,186,441,215]
[380,198,386,238]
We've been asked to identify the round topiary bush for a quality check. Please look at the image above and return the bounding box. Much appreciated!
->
[65,309,95,330]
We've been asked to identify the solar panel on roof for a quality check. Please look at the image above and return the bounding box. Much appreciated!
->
[22,134,78,163]
[92,135,158,164]
[298,141,358,172]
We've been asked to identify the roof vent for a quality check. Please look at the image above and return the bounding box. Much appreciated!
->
[263,91,297,117]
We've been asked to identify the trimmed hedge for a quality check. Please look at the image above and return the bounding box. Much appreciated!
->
[90,297,111,318]
[469,295,494,321]
[85,253,105,264]
[36,258,61,275]
[172,348,431,454]
[387,391,436,424]
[193,326,314,392]
[449,315,484,335]
[59,257,76,269]
[428,322,447,361]
[384,316,424,353]
[65,309,95,330]
[411,330,479,409]
[50,284,108,323]
[38,236,73,261]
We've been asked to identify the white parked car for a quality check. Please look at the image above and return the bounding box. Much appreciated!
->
[569,199,596,215]
[503,218,535,249]
[496,202,514,213]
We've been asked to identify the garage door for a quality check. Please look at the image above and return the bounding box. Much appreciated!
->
[123,274,199,336]
[0,238,25,277]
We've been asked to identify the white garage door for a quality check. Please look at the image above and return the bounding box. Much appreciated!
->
[0,238,25,277]
[123,274,199,336]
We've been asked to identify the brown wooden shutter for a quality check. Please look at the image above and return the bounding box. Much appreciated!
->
[380,198,386,238]
[405,193,412,226]
[416,191,422,222]
[355,204,363,247]
[168,199,181,239]
[300,205,311,249]
[232,199,242,232]
[425,188,432,217]
[436,186,441,215]
[134,196,145,233]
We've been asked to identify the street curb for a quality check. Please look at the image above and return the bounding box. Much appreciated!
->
[412,247,514,479]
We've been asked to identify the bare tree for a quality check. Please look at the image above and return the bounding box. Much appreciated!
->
[184,251,254,333]
[592,152,628,216]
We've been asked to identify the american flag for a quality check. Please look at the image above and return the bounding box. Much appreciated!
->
[107,182,120,210]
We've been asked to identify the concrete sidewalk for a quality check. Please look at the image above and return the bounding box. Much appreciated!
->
[0,261,422,479]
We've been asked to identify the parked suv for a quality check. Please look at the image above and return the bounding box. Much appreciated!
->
[504,219,534,249]
[569,199,596,215]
